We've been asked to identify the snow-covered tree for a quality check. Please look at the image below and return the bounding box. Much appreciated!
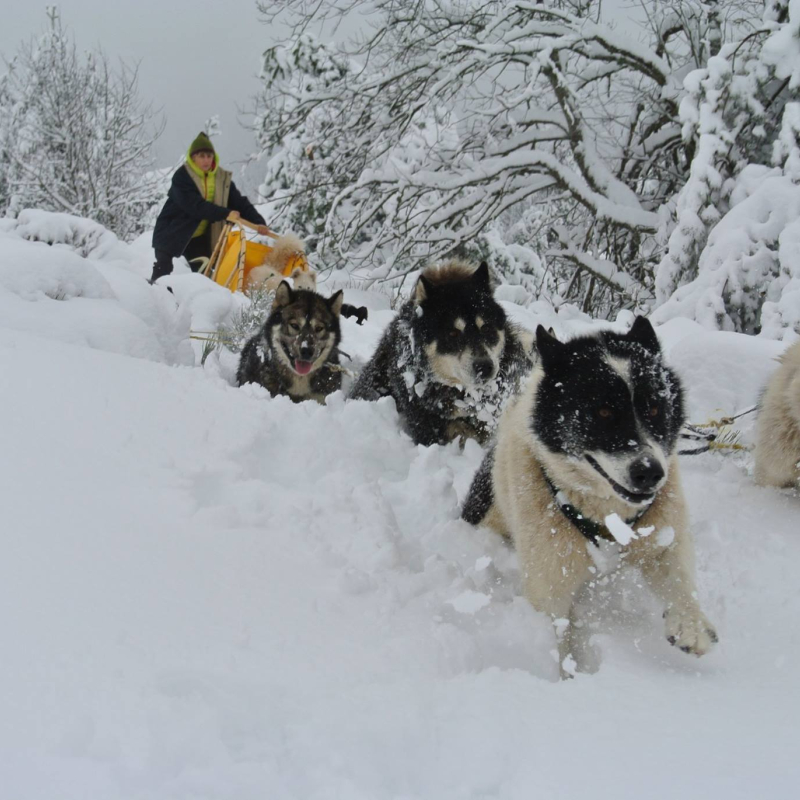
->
[255,0,760,315]
[253,33,357,258]
[653,0,800,336]
[0,8,164,241]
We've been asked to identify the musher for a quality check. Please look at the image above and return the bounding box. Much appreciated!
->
[150,131,270,283]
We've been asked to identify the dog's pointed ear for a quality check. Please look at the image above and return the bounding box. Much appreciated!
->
[535,325,565,370]
[328,289,344,316]
[414,273,433,304]
[273,281,293,309]
[472,261,492,293]
[626,315,660,353]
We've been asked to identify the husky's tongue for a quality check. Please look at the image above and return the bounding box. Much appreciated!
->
[294,359,313,375]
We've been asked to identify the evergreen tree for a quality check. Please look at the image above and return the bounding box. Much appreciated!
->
[653,0,800,335]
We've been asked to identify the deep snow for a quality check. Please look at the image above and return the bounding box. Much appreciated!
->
[1,212,799,799]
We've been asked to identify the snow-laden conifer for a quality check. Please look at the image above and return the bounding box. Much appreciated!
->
[654,0,800,336]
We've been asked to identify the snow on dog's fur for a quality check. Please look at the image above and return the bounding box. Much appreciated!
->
[245,233,316,292]
[754,340,800,488]
[349,260,533,446]
[462,318,717,677]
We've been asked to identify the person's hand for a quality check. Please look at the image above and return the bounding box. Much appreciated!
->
[256,225,272,237]
[227,210,241,223]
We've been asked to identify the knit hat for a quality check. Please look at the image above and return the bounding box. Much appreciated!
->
[189,131,215,156]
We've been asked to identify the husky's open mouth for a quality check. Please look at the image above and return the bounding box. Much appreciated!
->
[293,359,314,376]
[585,454,657,505]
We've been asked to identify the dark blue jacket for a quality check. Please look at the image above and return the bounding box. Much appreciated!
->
[152,164,266,256]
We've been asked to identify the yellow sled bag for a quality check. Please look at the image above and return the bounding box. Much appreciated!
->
[204,222,309,293]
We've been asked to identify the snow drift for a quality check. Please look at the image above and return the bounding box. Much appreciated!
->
[0,211,798,799]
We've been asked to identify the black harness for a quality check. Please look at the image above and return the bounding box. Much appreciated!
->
[543,472,653,546]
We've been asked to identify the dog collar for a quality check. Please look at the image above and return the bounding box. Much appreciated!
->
[542,471,652,546]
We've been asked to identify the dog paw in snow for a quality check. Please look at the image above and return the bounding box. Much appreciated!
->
[664,607,718,656]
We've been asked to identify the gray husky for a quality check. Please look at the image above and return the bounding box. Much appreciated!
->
[462,319,718,676]
[349,260,533,446]
[237,281,344,403]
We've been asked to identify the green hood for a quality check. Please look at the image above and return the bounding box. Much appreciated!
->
[186,144,219,178]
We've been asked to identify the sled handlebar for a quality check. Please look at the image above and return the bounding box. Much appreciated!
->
[226,217,279,239]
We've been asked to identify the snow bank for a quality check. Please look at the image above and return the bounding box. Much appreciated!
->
[1,212,799,798]
[0,211,252,366]
[2,209,130,260]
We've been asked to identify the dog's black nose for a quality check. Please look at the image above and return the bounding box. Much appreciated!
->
[299,345,314,361]
[473,358,494,381]
[629,458,664,492]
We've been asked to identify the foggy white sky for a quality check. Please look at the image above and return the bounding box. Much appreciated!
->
[1,1,289,191]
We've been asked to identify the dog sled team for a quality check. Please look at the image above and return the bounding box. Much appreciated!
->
[236,254,800,679]
[156,133,800,678]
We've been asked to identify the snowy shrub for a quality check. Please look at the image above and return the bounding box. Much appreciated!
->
[653,172,800,333]
[0,233,115,302]
[9,209,124,260]
[654,0,800,336]
[201,286,276,365]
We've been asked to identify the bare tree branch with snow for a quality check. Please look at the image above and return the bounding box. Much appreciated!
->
[254,0,761,316]
[0,8,165,241]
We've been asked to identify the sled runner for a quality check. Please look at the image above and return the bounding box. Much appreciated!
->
[201,219,311,293]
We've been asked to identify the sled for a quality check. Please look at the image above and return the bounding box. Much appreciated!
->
[202,219,310,293]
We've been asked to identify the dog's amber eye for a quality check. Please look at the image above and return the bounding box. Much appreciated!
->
[288,321,301,333]
[598,407,613,419]
[313,325,325,335]
[649,406,659,417]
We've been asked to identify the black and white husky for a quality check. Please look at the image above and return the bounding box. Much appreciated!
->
[237,281,344,403]
[349,260,533,446]
[462,317,718,675]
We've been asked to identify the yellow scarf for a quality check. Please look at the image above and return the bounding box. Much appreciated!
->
[185,147,218,238]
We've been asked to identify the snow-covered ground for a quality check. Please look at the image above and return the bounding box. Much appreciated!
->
[1,212,799,799]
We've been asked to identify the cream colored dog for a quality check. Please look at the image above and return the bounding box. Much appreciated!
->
[245,233,317,293]
[462,320,717,676]
[754,340,800,488]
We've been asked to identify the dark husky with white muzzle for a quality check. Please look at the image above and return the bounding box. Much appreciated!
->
[349,260,533,446]
[237,281,344,403]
